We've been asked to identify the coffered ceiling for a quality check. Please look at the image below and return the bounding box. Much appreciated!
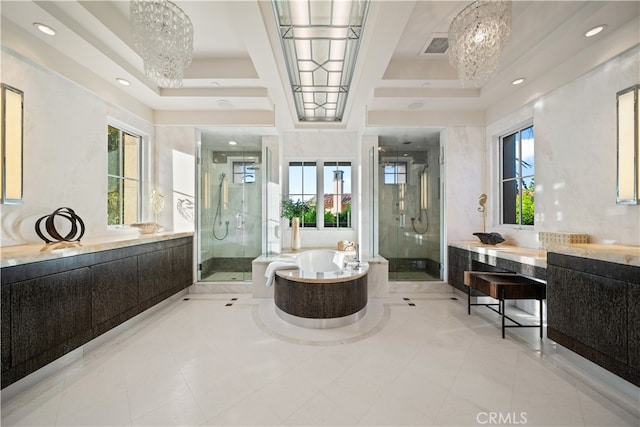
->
[1,1,638,133]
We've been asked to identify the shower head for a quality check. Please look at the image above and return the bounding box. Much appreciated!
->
[220,172,226,180]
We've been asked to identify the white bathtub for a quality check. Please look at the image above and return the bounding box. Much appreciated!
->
[295,250,345,274]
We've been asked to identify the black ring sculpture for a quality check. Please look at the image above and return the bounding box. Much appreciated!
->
[35,207,85,243]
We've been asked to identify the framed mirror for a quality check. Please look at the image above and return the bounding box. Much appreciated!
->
[1,83,24,204]
[616,84,640,205]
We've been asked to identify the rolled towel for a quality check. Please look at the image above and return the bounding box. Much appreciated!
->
[264,261,298,287]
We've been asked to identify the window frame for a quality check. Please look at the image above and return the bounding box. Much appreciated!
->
[382,160,408,185]
[499,123,535,227]
[287,161,318,228]
[286,159,354,230]
[232,160,257,184]
[107,122,143,227]
[323,161,352,229]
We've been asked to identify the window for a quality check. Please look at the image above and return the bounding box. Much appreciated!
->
[501,125,534,225]
[107,125,141,225]
[383,161,407,184]
[232,161,256,184]
[323,162,351,228]
[287,161,353,229]
[288,161,317,227]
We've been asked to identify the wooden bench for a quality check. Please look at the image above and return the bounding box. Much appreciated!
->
[464,271,546,338]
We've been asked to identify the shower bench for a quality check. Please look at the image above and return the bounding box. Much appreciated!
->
[463,271,546,339]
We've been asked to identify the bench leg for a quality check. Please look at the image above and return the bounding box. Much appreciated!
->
[501,288,506,339]
[539,298,543,339]
[467,285,471,315]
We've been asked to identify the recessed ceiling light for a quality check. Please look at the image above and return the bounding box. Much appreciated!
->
[116,78,131,86]
[228,141,237,146]
[585,24,606,38]
[408,101,424,110]
[511,78,526,85]
[33,22,56,36]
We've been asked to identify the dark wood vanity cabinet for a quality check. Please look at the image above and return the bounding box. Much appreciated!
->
[1,236,193,388]
[447,246,546,294]
[547,252,640,387]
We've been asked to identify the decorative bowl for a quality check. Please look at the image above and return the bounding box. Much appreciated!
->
[131,222,158,234]
[473,232,505,245]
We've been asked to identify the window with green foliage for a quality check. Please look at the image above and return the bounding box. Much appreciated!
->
[287,161,353,229]
[288,162,317,227]
[323,162,351,228]
[107,125,141,225]
[501,125,534,225]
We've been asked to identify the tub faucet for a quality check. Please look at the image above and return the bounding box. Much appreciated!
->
[355,243,360,263]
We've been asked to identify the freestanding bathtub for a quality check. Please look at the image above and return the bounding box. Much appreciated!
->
[274,250,368,328]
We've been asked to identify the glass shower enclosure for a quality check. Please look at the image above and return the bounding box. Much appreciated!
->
[197,132,263,282]
[378,136,442,281]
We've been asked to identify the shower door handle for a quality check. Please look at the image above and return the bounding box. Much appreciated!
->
[399,214,405,229]
[236,213,242,229]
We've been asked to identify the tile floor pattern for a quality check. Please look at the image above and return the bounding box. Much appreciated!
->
[2,294,639,426]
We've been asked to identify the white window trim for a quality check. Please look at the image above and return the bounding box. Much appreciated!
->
[285,158,355,231]
[496,120,535,229]
[107,118,149,228]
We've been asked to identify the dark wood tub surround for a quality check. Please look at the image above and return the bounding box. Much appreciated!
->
[1,235,193,389]
[274,271,368,321]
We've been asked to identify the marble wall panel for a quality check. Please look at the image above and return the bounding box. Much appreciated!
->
[486,46,640,247]
[443,126,486,244]
[0,50,153,246]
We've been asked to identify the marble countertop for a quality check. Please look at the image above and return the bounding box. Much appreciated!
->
[450,241,640,268]
[0,231,194,268]
[548,243,640,267]
[276,262,369,283]
[449,241,547,268]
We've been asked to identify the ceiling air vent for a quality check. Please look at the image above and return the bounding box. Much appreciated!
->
[420,32,449,55]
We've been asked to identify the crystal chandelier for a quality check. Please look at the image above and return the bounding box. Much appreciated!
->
[448,0,512,85]
[130,0,193,88]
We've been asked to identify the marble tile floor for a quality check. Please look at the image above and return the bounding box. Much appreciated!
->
[2,294,638,427]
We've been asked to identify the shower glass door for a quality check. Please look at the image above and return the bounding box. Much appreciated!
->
[378,137,442,281]
[197,133,262,282]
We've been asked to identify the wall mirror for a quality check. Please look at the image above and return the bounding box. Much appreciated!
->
[1,83,24,204]
[617,84,640,205]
